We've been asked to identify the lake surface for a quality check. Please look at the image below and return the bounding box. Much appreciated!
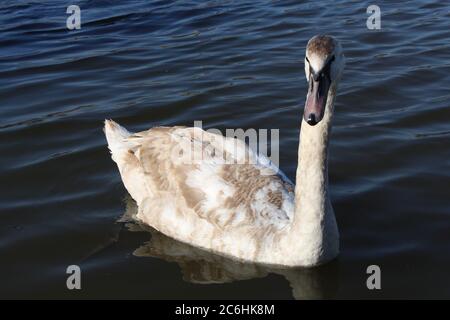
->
[1,0,449,299]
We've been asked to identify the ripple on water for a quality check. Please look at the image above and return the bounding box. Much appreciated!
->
[1,0,450,298]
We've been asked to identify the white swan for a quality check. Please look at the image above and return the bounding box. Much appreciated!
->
[105,35,345,267]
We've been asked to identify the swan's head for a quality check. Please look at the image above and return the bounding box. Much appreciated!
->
[303,35,345,126]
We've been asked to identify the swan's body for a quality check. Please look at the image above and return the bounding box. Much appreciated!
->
[105,35,345,267]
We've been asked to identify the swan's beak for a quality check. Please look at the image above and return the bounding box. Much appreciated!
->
[304,74,330,126]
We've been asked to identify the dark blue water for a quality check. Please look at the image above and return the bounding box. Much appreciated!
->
[1,0,449,299]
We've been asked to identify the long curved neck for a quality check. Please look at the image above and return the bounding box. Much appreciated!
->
[287,83,339,266]
[295,83,335,220]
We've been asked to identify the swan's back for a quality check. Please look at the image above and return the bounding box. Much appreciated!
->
[105,120,295,261]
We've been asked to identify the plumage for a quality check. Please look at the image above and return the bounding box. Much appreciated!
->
[105,35,345,267]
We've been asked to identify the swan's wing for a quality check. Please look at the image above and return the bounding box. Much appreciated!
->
[127,126,295,233]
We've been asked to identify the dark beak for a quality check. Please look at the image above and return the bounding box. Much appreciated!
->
[304,73,330,126]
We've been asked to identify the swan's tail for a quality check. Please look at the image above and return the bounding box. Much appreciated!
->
[104,119,149,204]
[104,119,133,163]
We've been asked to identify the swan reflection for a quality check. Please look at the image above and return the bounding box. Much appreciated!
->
[120,196,339,299]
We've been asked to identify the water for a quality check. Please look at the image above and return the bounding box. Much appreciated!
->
[1,0,449,299]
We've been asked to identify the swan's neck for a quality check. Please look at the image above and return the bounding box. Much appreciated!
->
[289,83,339,265]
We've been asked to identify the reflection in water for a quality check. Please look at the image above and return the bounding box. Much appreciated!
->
[120,196,339,299]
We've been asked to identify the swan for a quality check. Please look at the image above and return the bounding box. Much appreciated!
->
[105,35,345,267]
